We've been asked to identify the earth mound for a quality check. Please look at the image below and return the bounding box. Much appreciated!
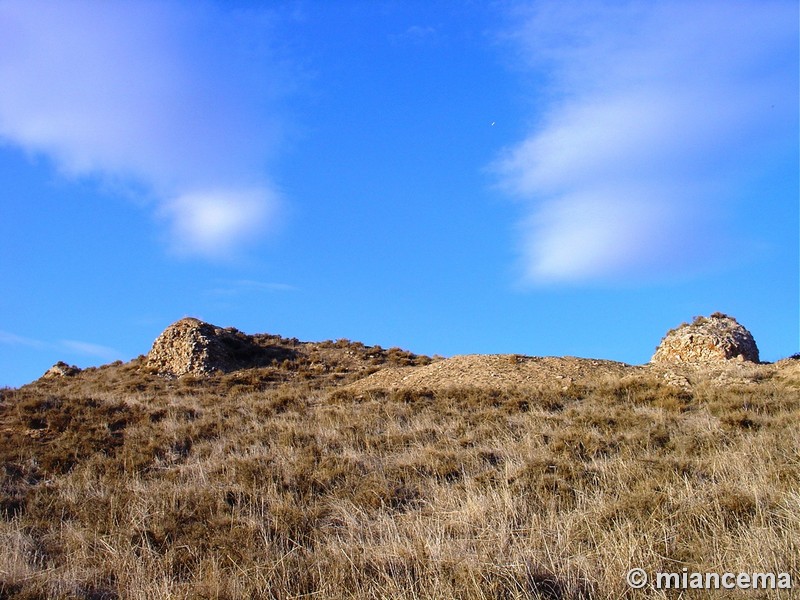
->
[346,354,631,393]
[146,317,281,377]
[651,313,759,365]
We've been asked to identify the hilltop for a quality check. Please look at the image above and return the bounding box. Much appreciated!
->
[28,312,793,397]
[0,314,798,599]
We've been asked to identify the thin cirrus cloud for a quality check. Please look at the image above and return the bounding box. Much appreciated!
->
[60,340,124,362]
[495,1,798,285]
[204,279,299,297]
[0,329,122,361]
[389,24,438,45]
[0,330,45,349]
[0,0,290,259]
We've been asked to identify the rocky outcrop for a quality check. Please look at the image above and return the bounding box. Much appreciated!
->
[42,361,81,378]
[146,317,269,377]
[651,313,759,364]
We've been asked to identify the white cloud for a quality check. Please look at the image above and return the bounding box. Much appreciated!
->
[161,188,280,259]
[496,0,798,284]
[0,0,289,258]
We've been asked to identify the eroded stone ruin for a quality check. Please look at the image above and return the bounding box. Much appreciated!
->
[145,317,271,377]
[651,313,759,365]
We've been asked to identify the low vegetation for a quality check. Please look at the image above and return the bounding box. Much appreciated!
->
[1,346,798,599]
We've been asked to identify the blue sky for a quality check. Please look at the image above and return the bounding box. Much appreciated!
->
[1,0,797,387]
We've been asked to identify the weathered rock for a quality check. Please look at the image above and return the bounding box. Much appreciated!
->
[651,313,759,364]
[43,361,81,378]
[146,317,267,377]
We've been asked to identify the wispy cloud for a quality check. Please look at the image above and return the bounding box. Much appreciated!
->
[0,329,122,362]
[495,1,798,284]
[205,279,299,297]
[390,24,438,45]
[60,340,123,362]
[0,330,46,348]
[0,1,292,259]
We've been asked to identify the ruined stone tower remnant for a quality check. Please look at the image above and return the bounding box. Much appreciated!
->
[146,317,253,376]
[651,312,759,364]
[146,318,222,376]
[145,317,296,378]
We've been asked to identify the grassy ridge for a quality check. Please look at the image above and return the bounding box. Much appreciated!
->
[1,357,798,599]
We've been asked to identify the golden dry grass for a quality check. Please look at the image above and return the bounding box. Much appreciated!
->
[0,352,798,599]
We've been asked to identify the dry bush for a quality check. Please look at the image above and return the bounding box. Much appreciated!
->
[0,363,798,599]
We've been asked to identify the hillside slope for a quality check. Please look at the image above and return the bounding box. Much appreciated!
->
[1,316,798,599]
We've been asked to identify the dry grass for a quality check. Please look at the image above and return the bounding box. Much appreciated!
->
[0,354,798,599]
